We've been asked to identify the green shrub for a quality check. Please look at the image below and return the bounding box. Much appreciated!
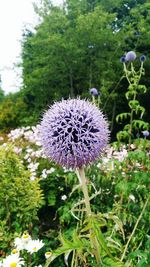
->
[0,145,44,251]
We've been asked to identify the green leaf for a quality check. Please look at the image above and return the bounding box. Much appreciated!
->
[137,85,147,94]
[132,120,149,130]
[125,90,136,100]
[103,257,125,267]
[117,131,130,141]
[129,100,140,110]
[116,113,130,123]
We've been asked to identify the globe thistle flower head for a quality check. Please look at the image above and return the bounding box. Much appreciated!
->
[142,130,149,138]
[140,55,146,62]
[89,88,99,96]
[120,56,126,63]
[40,99,109,169]
[125,51,136,62]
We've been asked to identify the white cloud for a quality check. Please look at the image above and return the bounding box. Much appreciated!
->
[0,0,63,94]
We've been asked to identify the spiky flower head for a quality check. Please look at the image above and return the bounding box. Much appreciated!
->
[142,130,149,138]
[40,99,109,169]
[125,51,136,62]
[120,56,126,63]
[89,88,99,96]
[140,55,146,62]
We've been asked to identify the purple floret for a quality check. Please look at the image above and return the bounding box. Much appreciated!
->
[40,99,109,169]
[140,55,146,62]
[125,51,136,62]
[90,88,99,96]
[120,56,126,63]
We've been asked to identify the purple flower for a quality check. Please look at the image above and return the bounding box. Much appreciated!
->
[40,99,109,169]
[89,88,99,96]
[120,56,126,63]
[140,55,146,62]
[142,130,149,138]
[125,51,136,62]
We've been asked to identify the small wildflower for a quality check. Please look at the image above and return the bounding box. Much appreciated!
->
[11,249,19,256]
[30,176,36,181]
[142,130,149,138]
[61,195,67,201]
[14,232,31,250]
[140,55,146,62]
[120,56,126,63]
[129,194,135,202]
[45,251,52,259]
[125,51,136,62]
[47,167,55,174]
[2,254,24,267]
[26,240,44,254]
[89,88,99,96]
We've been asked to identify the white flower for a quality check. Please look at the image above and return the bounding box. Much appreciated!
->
[26,240,44,254]
[45,251,52,259]
[61,195,67,201]
[28,162,39,171]
[41,169,48,179]
[14,238,25,250]
[102,157,109,164]
[11,249,20,256]
[27,157,32,163]
[47,167,55,174]
[30,176,36,181]
[14,233,31,250]
[2,254,24,267]
[24,154,30,160]
[129,194,135,202]
[13,147,22,155]
[96,162,101,168]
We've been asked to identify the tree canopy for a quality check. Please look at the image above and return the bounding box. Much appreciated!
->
[0,0,150,136]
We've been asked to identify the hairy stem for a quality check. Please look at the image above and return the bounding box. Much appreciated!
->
[76,167,102,265]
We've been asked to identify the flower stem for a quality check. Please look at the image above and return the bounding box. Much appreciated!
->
[77,167,92,215]
[121,196,149,261]
[76,167,102,265]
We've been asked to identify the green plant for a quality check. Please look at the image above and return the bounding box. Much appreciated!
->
[116,53,149,144]
[0,145,44,252]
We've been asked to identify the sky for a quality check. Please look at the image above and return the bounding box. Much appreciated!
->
[0,0,63,94]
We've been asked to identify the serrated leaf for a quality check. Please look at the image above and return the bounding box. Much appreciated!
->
[125,90,136,100]
[132,120,149,130]
[116,113,130,123]
[117,131,130,141]
[129,100,140,110]
[137,85,147,94]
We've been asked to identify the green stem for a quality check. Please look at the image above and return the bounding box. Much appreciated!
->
[121,196,149,261]
[123,63,131,85]
[129,91,137,147]
[76,167,102,265]
[76,168,92,215]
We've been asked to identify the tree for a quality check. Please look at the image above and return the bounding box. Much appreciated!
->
[0,75,5,103]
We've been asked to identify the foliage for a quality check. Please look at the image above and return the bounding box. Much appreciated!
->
[0,125,149,266]
[1,1,150,136]
[20,0,123,130]
[0,144,44,252]
[0,1,150,266]
[116,57,149,143]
